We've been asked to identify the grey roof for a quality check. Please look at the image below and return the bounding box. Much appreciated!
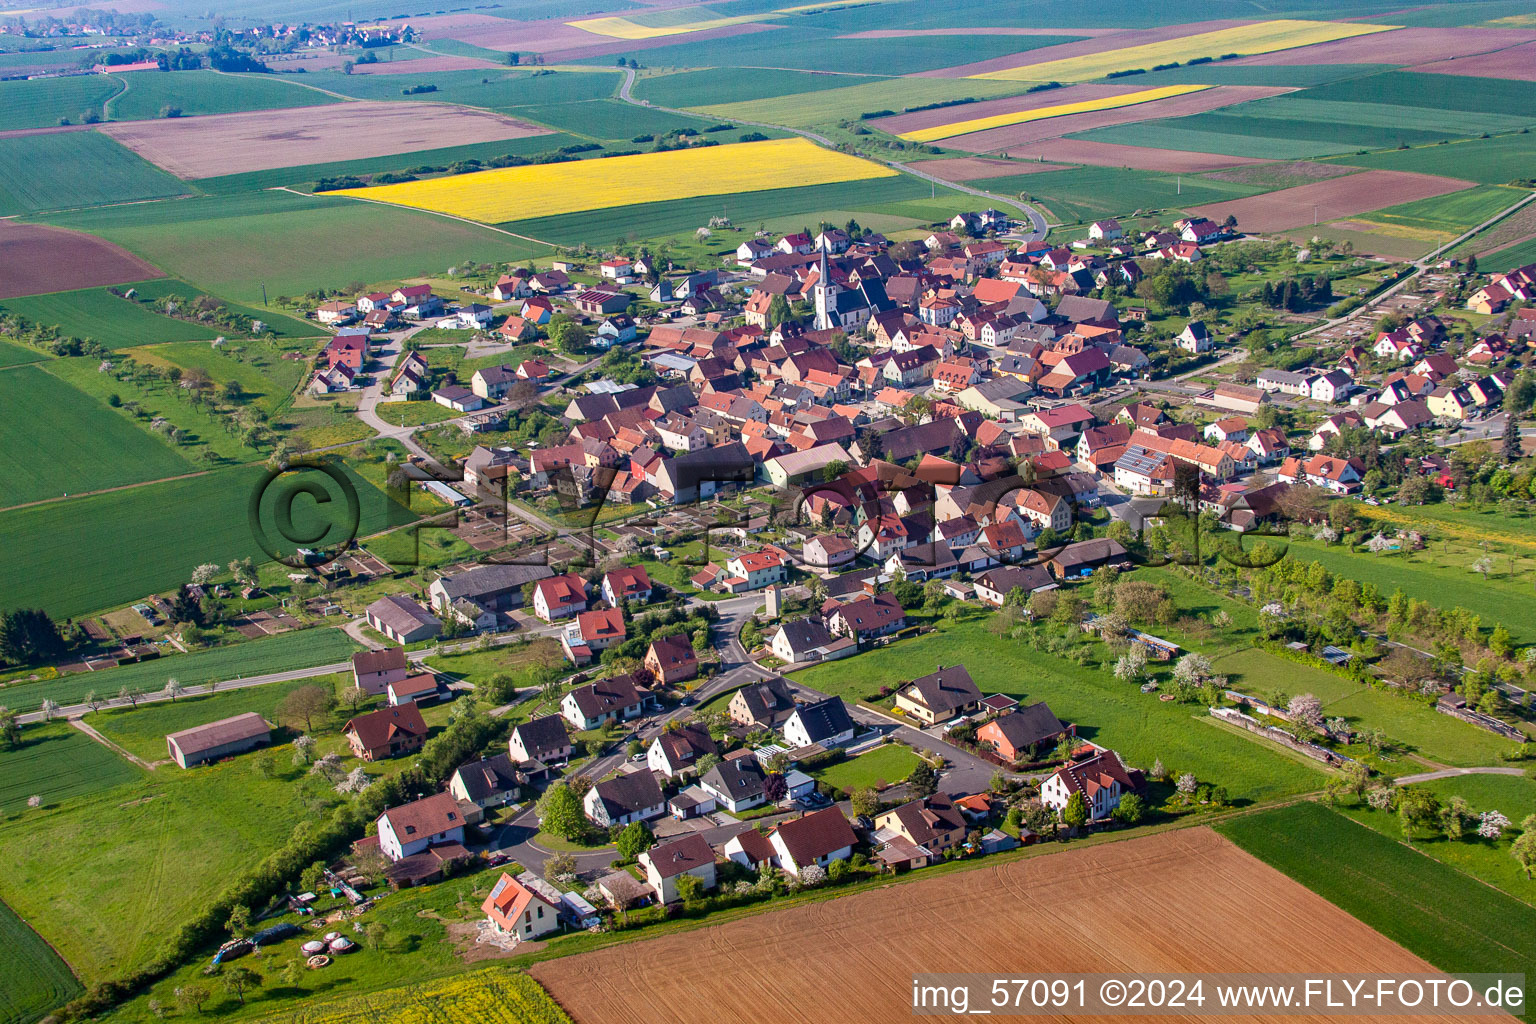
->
[987,702,1066,750]
[904,665,982,715]
[366,594,440,635]
[773,618,834,655]
[451,753,522,801]
[703,758,767,803]
[976,564,1055,596]
[1055,296,1114,323]
[510,715,569,761]
[789,696,854,743]
[433,563,554,601]
[593,769,664,816]
[735,677,796,721]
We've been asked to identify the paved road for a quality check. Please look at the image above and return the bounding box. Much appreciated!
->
[616,68,1047,239]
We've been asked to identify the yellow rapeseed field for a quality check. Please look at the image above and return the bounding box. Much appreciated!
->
[566,13,760,39]
[897,84,1211,142]
[970,20,1398,82]
[334,138,897,224]
[246,970,570,1024]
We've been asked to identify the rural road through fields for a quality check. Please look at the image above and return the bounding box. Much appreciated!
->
[615,68,1049,239]
[1394,766,1526,785]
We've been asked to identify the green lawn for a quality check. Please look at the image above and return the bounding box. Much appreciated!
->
[0,895,82,1024]
[87,671,355,762]
[0,131,187,216]
[794,613,1326,805]
[0,284,225,349]
[1292,70,1536,120]
[0,721,143,810]
[1209,648,1513,769]
[1337,774,1536,908]
[306,67,620,107]
[1217,802,1536,978]
[636,67,877,110]
[39,190,551,305]
[116,278,319,339]
[813,743,920,792]
[1485,234,1536,273]
[0,364,192,506]
[1068,122,1361,162]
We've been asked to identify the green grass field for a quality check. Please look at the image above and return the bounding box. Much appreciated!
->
[1353,184,1523,236]
[135,339,308,416]
[1320,131,1536,185]
[0,629,359,713]
[1093,63,1394,89]
[1217,802,1536,978]
[104,69,339,121]
[511,97,719,140]
[190,132,583,194]
[40,190,550,304]
[0,895,82,1024]
[793,614,1326,805]
[1337,774,1536,908]
[0,746,314,983]
[89,671,353,762]
[974,165,1262,223]
[0,284,224,349]
[0,131,187,215]
[0,340,45,368]
[813,743,920,792]
[0,75,122,131]
[695,76,1029,128]
[1293,70,1536,120]
[118,278,318,339]
[1070,121,1368,161]
[636,67,875,109]
[501,174,964,246]
[1209,648,1513,769]
[0,364,192,507]
[1485,235,1536,272]
[307,67,620,107]
[0,721,143,809]
[0,460,407,620]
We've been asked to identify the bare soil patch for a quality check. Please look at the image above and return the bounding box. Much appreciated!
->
[0,221,163,300]
[533,828,1462,1024]
[1206,159,1363,187]
[100,101,551,180]
[942,85,1290,153]
[917,20,1249,79]
[874,83,1140,135]
[1190,169,1474,233]
[912,156,1070,181]
[962,138,1267,171]
[1229,26,1536,66]
[1414,39,1536,81]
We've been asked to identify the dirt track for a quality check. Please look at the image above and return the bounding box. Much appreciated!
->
[911,156,1071,181]
[957,138,1266,172]
[101,101,551,180]
[1190,169,1475,233]
[0,221,163,300]
[533,828,1475,1024]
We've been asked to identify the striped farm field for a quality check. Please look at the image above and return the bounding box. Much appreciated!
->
[897,84,1210,142]
[972,20,1398,82]
[567,12,762,39]
[334,138,897,223]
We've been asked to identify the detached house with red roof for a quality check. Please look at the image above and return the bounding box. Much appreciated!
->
[532,573,588,622]
[561,607,626,665]
[645,633,699,685]
[601,565,652,606]
[724,549,787,591]
[561,674,644,731]
[482,872,562,940]
[377,791,466,862]
[344,703,428,762]
[1041,748,1143,822]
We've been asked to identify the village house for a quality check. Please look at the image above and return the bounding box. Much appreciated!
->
[782,695,857,748]
[976,702,1070,761]
[508,715,572,766]
[825,592,906,642]
[344,703,428,762]
[532,573,588,622]
[728,676,798,729]
[351,646,409,695]
[647,723,717,778]
[584,769,666,827]
[972,565,1056,607]
[1041,748,1143,822]
[768,617,847,665]
[700,757,769,814]
[377,792,466,862]
[561,607,626,665]
[645,633,699,685]
[724,550,788,591]
[562,674,644,731]
[387,672,444,707]
[770,807,857,878]
[448,753,525,817]
[875,793,966,856]
[482,872,562,940]
[894,664,983,725]
[639,833,717,902]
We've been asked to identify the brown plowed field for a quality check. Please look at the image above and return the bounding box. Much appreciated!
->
[917,20,1248,78]
[0,221,163,300]
[841,27,1122,38]
[100,101,551,180]
[873,83,1142,135]
[912,156,1071,181]
[938,85,1289,153]
[958,138,1267,171]
[1414,39,1536,81]
[533,828,1469,1024]
[1190,169,1474,232]
[1228,26,1536,65]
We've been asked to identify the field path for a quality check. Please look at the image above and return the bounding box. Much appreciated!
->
[99,74,131,120]
[0,469,212,514]
[615,67,1049,238]
[68,716,161,770]
[1395,766,1526,784]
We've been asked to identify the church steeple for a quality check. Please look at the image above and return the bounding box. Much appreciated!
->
[814,243,832,330]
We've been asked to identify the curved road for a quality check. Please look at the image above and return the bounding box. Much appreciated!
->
[616,68,1048,240]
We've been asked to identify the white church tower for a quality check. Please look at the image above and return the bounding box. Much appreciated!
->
[812,244,839,331]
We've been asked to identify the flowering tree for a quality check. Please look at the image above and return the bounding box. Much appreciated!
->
[1287,693,1324,728]
[1364,533,1395,553]
[1173,653,1213,688]
[1478,810,1510,840]
[335,767,372,794]
[1312,524,1338,544]
[291,734,316,766]
[1114,646,1148,683]
[190,563,220,586]
[1176,772,1198,795]
[797,864,827,887]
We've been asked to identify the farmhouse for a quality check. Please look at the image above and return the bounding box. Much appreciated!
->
[602,565,653,606]
[165,712,271,769]
[364,594,441,644]
[532,573,589,621]
[428,563,554,619]
[448,753,525,816]
[351,646,408,695]
[344,703,428,762]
